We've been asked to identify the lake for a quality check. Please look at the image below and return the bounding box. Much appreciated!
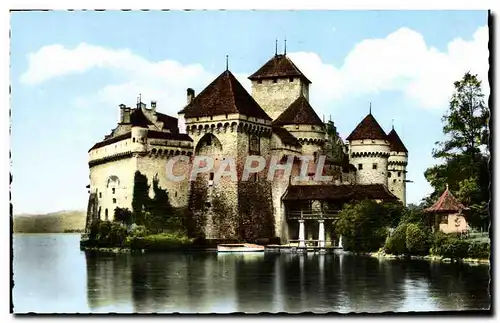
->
[12,233,491,314]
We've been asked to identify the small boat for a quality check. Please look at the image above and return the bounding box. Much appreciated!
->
[217,243,265,253]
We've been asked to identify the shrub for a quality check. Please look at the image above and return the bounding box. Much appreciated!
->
[127,232,194,251]
[430,232,474,260]
[468,242,490,259]
[128,224,148,238]
[385,223,408,255]
[406,224,430,255]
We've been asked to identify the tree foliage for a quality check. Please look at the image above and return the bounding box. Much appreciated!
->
[424,72,490,230]
[114,207,132,225]
[433,72,488,160]
[131,171,182,233]
[405,223,430,255]
[384,223,408,255]
[335,200,394,253]
[132,171,150,225]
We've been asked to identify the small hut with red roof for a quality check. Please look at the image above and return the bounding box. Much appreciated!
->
[424,184,469,234]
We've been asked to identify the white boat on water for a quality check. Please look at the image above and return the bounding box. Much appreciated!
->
[217,243,265,253]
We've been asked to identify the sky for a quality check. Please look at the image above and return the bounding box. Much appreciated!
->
[10,10,489,214]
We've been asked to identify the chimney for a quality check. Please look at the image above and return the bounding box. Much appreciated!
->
[119,104,127,123]
[150,100,157,112]
[123,107,131,123]
[187,88,195,104]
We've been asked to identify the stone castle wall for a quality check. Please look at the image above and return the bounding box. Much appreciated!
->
[251,77,308,120]
[348,139,390,186]
[89,156,137,221]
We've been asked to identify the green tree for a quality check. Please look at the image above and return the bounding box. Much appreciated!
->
[114,207,132,225]
[424,72,489,230]
[335,200,390,253]
[145,174,179,233]
[385,223,408,255]
[433,72,488,160]
[405,223,430,255]
[132,171,150,225]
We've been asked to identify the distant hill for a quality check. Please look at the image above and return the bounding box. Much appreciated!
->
[13,210,86,233]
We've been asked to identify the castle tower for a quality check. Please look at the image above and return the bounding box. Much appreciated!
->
[272,95,330,184]
[386,127,408,205]
[346,112,390,186]
[130,107,150,153]
[248,53,311,121]
[179,69,274,241]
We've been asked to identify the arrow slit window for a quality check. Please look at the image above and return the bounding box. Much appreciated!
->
[249,135,260,154]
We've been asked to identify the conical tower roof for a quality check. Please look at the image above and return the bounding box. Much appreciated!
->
[179,70,271,120]
[346,113,388,141]
[387,128,408,153]
[272,95,323,126]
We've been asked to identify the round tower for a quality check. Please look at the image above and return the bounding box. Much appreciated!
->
[346,113,390,186]
[387,128,408,205]
[130,108,149,153]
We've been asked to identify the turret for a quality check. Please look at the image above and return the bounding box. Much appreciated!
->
[386,127,408,205]
[130,108,150,153]
[346,112,390,186]
[272,95,327,181]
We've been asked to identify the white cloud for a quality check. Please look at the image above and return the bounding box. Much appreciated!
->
[20,43,218,117]
[21,25,488,115]
[289,25,489,110]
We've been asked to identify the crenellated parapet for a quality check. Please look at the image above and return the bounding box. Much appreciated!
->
[185,119,272,138]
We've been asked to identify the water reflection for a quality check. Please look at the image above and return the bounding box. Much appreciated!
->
[13,235,490,313]
[83,250,490,313]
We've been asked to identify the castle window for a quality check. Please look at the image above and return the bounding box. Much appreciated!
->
[197,117,199,121]
[112,198,116,204]
[249,135,260,154]
[133,138,136,143]
[210,116,213,120]
[311,125,315,130]
[372,163,378,170]
[112,188,115,194]
[99,192,102,198]
[206,136,212,146]
[225,113,228,119]
[372,140,375,143]
[273,78,277,83]
[358,164,363,170]
[289,77,294,82]
[441,215,448,224]
[393,179,396,183]
[175,192,178,197]
[105,209,108,221]
[388,172,392,178]
[398,172,401,177]
[209,172,214,181]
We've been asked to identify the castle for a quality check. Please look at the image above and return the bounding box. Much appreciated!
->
[86,51,409,245]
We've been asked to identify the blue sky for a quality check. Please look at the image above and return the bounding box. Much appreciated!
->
[10,10,489,214]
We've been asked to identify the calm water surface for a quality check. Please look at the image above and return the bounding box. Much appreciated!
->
[13,234,491,313]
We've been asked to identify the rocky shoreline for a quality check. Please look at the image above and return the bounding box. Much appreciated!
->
[368,251,490,265]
